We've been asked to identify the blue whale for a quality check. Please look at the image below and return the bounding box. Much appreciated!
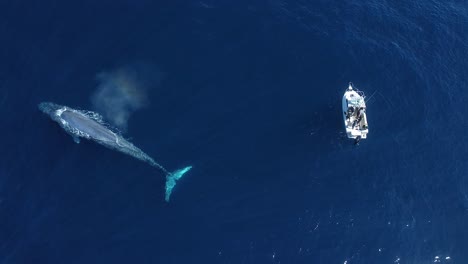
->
[39,102,192,201]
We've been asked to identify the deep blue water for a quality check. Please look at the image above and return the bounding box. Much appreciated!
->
[1,1,468,263]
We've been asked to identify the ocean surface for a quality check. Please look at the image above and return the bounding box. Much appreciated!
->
[1,1,467,263]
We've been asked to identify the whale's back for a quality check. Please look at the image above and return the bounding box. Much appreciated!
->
[61,110,117,142]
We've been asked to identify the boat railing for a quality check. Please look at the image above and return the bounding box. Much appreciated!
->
[356,89,366,99]
[348,82,366,98]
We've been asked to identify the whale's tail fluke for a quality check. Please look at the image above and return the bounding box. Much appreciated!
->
[165,166,192,202]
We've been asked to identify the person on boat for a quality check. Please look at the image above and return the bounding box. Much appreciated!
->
[355,107,364,127]
[356,112,363,124]
[347,107,355,120]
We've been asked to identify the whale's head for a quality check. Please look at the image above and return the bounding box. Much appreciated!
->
[38,102,65,116]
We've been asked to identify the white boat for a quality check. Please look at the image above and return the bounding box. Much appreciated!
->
[342,83,368,143]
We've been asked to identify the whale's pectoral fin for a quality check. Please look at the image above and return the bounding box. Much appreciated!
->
[73,136,81,144]
[165,166,192,202]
